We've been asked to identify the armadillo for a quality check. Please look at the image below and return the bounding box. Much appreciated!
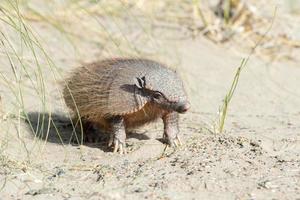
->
[63,58,190,154]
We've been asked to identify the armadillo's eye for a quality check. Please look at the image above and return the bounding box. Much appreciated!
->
[153,92,163,99]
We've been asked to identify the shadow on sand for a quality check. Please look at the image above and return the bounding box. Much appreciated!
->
[24,112,150,152]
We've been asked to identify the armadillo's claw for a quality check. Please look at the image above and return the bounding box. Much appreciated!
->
[176,135,183,146]
[168,135,183,148]
[111,138,127,154]
[173,140,179,147]
[118,143,127,154]
[113,140,119,153]
[108,135,114,147]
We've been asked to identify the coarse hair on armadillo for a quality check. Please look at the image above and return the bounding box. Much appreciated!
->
[63,58,187,121]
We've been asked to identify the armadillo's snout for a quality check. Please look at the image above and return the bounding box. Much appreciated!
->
[176,101,190,113]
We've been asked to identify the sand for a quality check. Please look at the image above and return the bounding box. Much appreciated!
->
[0,1,300,199]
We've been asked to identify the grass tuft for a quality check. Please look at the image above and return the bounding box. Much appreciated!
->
[217,7,277,133]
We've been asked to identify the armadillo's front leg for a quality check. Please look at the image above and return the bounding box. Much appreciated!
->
[162,112,182,147]
[108,116,127,154]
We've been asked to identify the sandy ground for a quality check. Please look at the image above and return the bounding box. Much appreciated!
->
[0,1,300,199]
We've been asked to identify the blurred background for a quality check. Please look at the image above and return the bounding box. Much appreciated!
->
[0,0,299,116]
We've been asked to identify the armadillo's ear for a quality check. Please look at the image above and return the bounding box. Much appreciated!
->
[135,77,145,89]
[141,76,146,87]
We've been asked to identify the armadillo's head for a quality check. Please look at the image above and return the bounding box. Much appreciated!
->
[135,68,190,114]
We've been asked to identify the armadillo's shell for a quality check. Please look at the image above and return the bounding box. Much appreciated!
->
[63,58,187,119]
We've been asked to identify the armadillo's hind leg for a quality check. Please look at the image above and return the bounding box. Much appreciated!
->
[162,112,182,147]
[71,118,101,144]
[82,121,102,143]
[107,116,127,154]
